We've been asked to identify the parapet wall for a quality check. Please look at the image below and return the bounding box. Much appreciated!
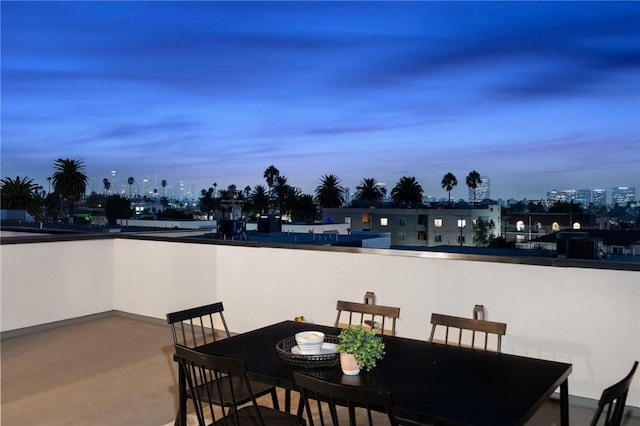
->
[1,235,638,406]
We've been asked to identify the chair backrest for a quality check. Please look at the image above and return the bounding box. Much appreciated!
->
[334,300,400,336]
[174,345,264,426]
[590,361,639,426]
[166,302,231,348]
[428,312,507,352]
[294,371,397,426]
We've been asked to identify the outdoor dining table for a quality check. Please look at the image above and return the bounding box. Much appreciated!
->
[176,320,572,426]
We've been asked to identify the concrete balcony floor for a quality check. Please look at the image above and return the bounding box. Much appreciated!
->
[1,313,637,426]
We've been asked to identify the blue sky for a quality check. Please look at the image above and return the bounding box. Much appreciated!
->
[2,1,639,201]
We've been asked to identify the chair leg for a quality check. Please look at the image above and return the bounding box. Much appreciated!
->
[271,388,280,410]
[285,389,291,412]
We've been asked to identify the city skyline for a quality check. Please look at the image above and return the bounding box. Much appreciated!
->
[2,2,639,201]
[97,170,633,207]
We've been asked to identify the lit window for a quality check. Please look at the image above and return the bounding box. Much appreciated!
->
[457,219,466,228]
[361,214,370,224]
[516,220,525,231]
[573,222,581,230]
[434,218,443,228]
[345,217,351,224]
[552,222,560,231]
[516,235,525,242]
[380,217,388,226]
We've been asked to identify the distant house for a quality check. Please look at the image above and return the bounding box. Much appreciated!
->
[531,229,640,259]
[322,205,501,247]
[502,212,607,248]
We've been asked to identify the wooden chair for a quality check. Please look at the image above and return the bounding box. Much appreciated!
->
[294,371,397,426]
[590,361,638,426]
[167,302,232,347]
[428,312,507,352]
[334,300,400,336]
[175,346,306,426]
[167,302,279,419]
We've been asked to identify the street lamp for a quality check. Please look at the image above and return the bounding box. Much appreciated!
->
[457,217,466,247]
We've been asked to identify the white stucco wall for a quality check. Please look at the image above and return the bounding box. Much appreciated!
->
[0,239,114,330]
[1,236,638,407]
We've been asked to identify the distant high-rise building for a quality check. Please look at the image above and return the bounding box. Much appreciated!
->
[343,187,351,206]
[575,189,591,207]
[142,177,150,196]
[611,187,636,205]
[469,176,490,202]
[592,189,606,207]
[110,170,117,194]
[178,181,185,199]
[546,189,577,204]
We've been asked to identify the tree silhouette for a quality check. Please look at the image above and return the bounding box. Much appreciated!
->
[355,178,385,204]
[251,185,270,216]
[0,176,43,219]
[51,158,88,222]
[263,164,279,206]
[103,178,111,195]
[199,187,216,219]
[441,172,457,204]
[269,175,289,214]
[315,174,344,209]
[105,195,133,225]
[127,176,135,198]
[391,176,423,207]
[466,170,482,205]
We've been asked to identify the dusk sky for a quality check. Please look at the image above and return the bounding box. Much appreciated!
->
[2,1,639,202]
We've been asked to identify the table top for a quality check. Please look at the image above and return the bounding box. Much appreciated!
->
[197,320,572,426]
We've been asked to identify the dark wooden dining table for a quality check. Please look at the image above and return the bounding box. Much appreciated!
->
[177,320,572,426]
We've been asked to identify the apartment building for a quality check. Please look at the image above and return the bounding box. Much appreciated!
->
[322,205,501,247]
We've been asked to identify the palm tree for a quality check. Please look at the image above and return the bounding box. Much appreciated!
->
[466,170,482,205]
[0,176,43,219]
[280,185,301,219]
[160,180,168,211]
[51,158,88,222]
[263,165,279,192]
[390,176,423,207]
[355,178,386,204]
[103,178,111,195]
[441,172,458,204]
[199,187,215,220]
[315,174,344,209]
[251,185,270,216]
[127,177,135,198]
[272,175,290,214]
[291,193,318,222]
[226,184,239,199]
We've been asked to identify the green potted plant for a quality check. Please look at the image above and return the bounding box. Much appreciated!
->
[337,325,385,375]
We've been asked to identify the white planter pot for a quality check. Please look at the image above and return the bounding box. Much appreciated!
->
[340,352,361,375]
